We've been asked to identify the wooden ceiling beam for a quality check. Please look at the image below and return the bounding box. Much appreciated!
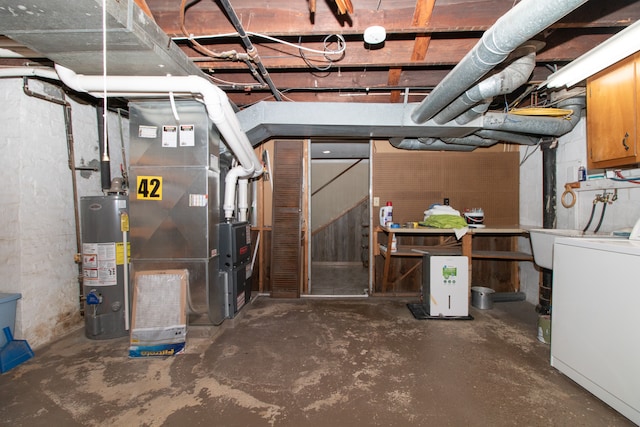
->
[185,31,612,71]
[148,0,640,37]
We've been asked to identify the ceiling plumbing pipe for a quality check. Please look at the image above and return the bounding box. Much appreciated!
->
[54,64,263,220]
[218,0,282,101]
[434,46,538,125]
[481,97,584,136]
[410,0,588,124]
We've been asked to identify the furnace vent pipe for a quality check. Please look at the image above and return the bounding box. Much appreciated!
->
[54,65,263,219]
[0,66,59,80]
[410,0,588,124]
[433,47,537,125]
[237,178,249,222]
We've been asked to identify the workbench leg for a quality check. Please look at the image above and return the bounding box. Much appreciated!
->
[461,233,472,297]
[381,232,394,293]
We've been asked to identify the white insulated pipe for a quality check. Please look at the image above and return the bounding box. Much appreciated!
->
[0,66,60,80]
[237,178,249,222]
[54,65,263,219]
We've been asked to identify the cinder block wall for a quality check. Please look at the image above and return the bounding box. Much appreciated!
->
[0,78,128,348]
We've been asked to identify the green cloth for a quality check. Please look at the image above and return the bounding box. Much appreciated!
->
[420,214,468,229]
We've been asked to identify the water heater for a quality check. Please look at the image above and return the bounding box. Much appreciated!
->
[81,194,129,339]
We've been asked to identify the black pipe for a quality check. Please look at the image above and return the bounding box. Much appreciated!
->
[594,201,607,233]
[582,202,597,232]
[538,139,557,315]
[218,0,282,101]
[96,104,111,190]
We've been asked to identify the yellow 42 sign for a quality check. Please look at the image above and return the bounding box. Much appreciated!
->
[136,176,163,200]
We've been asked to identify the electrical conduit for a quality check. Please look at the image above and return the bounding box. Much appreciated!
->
[54,64,263,220]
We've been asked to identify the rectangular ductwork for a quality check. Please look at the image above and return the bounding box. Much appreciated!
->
[0,0,203,77]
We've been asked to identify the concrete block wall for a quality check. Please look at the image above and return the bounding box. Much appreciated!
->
[0,78,128,349]
[519,112,640,304]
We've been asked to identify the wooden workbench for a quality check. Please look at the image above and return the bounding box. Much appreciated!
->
[374,226,533,294]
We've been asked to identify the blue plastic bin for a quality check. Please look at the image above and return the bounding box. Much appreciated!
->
[0,293,21,348]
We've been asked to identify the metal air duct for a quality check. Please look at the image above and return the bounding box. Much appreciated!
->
[433,44,539,125]
[481,97,584,136]
[410,0,588,124]
[389,138,477,152]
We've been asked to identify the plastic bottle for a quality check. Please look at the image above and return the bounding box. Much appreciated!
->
[379,201,393,227]
[391,234,397,252]
[578,165,586,182]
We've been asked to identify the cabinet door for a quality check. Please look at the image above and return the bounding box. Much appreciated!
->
[587,54,637,168]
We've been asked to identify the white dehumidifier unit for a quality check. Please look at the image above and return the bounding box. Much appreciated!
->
[422,254,469,317]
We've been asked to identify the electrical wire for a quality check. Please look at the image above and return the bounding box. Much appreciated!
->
[172,31,346,57]
[519,144,539,165]
[298,34,346,71]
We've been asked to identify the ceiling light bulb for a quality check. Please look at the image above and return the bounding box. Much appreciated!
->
[364,26,386,45]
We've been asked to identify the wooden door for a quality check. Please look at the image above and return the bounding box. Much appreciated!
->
[270,141,303,298]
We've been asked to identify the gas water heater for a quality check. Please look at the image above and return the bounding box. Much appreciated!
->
[81,194,129,339]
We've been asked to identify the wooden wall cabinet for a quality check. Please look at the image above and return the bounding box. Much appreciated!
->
[587,52,640,169]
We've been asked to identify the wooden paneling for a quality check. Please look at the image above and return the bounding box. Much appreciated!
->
[371,142,520,293]
[312,198,368,262]
[270,141,303,298]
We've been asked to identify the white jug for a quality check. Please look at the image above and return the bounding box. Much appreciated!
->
[379,203,393,227]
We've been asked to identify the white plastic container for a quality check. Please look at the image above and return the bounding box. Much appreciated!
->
[379,201,393,227]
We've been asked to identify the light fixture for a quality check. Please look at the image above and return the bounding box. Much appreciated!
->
[364,26,386,45]
[544,20,640,89]
[322,150,331,154]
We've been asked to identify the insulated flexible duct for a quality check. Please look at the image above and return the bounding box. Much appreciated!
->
[410,0,588,124]
[433,45,538,125]
[481,97,584,136]
[388,138,476,152]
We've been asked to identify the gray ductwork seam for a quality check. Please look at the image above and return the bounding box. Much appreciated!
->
[442,135,497,147]
[481,98,585,137]
[456,102,491,125]
[474,129,542,145]
[434,49,537,125]
[410,0,588,124]
[389,138,477,152]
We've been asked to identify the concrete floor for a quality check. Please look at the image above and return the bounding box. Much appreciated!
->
[0,298,633,427]
[311,262,369,295]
